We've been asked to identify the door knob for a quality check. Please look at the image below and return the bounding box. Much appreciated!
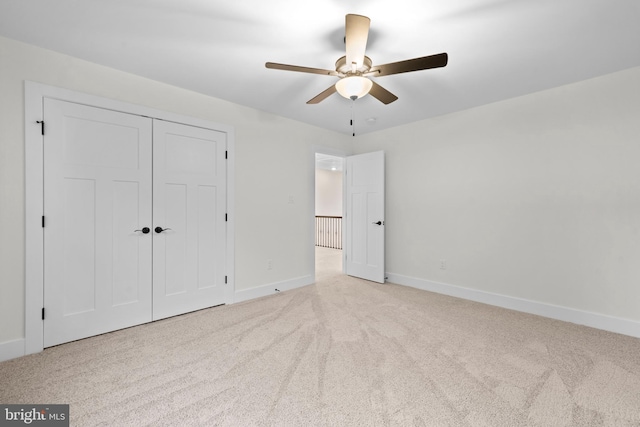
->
[155,227,171,233]
[134,227,150,234]
[372,221,383,226]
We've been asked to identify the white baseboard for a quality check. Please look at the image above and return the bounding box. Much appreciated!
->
[386,272,640,339]
[233,275,314,304]
[0,338,25,362]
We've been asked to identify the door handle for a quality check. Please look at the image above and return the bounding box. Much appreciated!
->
[134,227,150,234]
[372,221,383,226]
[155,227,172,233]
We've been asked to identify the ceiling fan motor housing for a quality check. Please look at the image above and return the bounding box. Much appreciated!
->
[336,55,373,75]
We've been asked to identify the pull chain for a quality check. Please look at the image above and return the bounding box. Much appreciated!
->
[351,99,356,136]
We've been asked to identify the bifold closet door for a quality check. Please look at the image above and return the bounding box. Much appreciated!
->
[152,120,227,320]
[43,99,153,347]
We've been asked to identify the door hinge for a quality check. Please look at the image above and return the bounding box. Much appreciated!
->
[42,307,45,320]
[225,276,228,284]
[36,120,44,135]
[225,150,228,159]
[42,216,45,228]
[225,213,228,222]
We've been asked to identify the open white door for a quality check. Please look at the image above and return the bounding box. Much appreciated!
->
[345,151,385,283]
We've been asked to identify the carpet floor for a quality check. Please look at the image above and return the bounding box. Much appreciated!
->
[1,247,640,426]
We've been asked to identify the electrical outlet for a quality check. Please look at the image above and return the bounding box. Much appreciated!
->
[288,195,294,204]
[440,259,447,270]
[267,259,273,270]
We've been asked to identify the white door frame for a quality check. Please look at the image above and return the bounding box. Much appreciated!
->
[25,81,235,355]
[311,145,349,281]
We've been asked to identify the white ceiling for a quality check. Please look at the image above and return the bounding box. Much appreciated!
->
[1,0,639,135]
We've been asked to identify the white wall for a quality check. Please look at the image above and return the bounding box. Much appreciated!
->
[3,33,639,355]
[353,66,640,332]
[0,36,350,348]
[315,169,343,217]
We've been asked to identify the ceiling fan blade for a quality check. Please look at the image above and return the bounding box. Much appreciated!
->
[307,85,337,104]
[367,53,448,77]
[345,14,370,70]
[369,81,398,105]
[266,62,340,77]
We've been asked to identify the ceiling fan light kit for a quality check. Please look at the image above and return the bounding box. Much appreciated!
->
[266,13,448,106]
[335,75,373,100]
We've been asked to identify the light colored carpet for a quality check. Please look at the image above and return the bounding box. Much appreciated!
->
[2,247,640,426]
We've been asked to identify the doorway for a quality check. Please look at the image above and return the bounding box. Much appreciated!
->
[315,153,344,278]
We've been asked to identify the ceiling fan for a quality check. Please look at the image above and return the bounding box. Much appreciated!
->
[265,14,448,105]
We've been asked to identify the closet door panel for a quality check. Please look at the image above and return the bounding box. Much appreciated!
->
[43,99,153,347]
[152,120,227,320]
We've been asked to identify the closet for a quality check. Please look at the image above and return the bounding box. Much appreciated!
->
[43,99,227,347]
